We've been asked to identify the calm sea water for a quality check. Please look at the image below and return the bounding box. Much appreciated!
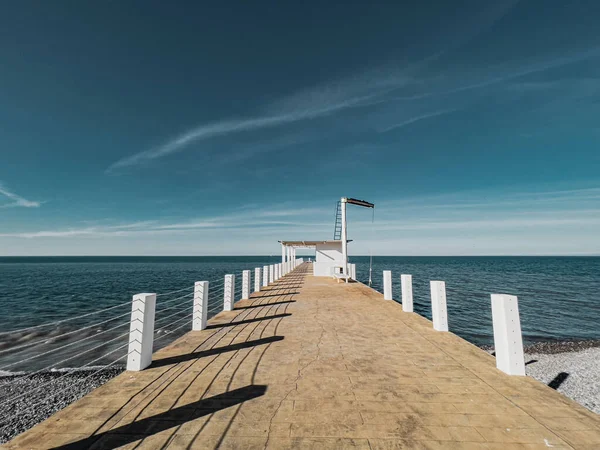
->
[0,256,599,371]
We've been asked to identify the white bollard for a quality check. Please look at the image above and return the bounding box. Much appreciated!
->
[127,293,156,371]
[255,268,261,292]
[269,265,274,283]
[262,265,269,287]
[242,270,251,300]
[401,275,413,312]
[193,281,209,331]
[383,271,392,300]
[224,274,235,311]
[430,281,448,331]
[491,294,525,376]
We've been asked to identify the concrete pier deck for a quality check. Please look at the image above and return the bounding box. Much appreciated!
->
[5,263,600,449]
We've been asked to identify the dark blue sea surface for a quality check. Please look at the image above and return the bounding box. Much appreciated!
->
[0,256,599,371]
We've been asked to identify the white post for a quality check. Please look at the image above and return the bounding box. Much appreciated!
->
[193,281,208,331]
[350,264,356,280]
[224,274,235,311]
[262,265,269,287]
[127,293,156,371]
[254,268,261,292]
[341,197,348,276]
[269,265,274,283]
[430,281,448,332]
[275,264,280,280]
[491,294,525,376]
[242,270,251,300]
[401,275,413,312]
[281,243,286,264]
[383,271,392,300]
[278,263,282,279]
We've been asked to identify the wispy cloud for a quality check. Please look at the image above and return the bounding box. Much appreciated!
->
[0,204,332,239]
[106,81,407,172]
[379,109,457,133]
[0,184,41,209]
[394,46,600,101]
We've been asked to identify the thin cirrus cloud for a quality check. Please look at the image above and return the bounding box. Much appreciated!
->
[106,74,412,172]
[0,184,40,209]
[106,45,600,173]
[379,109,458,133]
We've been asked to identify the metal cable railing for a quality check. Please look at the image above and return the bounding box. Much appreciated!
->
[0,300,132,336]
[156,291,194,306]
[0,318,131,371]
[156,285,195,298]
[0,310,132,357]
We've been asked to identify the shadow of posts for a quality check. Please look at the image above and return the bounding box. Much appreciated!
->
[52,385,267,450]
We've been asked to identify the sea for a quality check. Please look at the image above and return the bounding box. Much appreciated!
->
[1,256,599,373]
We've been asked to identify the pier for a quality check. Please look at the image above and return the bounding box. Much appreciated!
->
[4,262,600,449]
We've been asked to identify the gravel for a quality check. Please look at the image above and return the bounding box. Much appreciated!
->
[0,367,124,444]
[524,347,600,414]
[481,340,600,415]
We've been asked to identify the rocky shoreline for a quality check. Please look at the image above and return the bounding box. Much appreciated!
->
[0,367,124,444]
[523,345,600,415]
[481,340,600,415]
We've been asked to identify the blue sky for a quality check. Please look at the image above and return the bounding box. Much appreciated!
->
[1,0,600,256]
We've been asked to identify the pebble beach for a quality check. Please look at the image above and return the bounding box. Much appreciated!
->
[524,342,600,415]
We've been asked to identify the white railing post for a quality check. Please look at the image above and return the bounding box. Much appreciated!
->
[262,265,269,287]
[193,281,209,331]
[491,294,525,376]
[224,274,235,311]
[383,271,392,300]
[275,264,279,281]
[430,281,448,331]
[350,264,356,280]
[255,268,261,292]
[127,293,156,371]
[269,265,274,283]
[401,275,413,312]
[242,270,251,300]
[278,263,282,279]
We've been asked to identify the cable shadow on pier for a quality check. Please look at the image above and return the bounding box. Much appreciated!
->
[234,300,296,310]
[205,313,292,330]
[52,385,268,450]
[149,336,284,368]
[251,292,300,298]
